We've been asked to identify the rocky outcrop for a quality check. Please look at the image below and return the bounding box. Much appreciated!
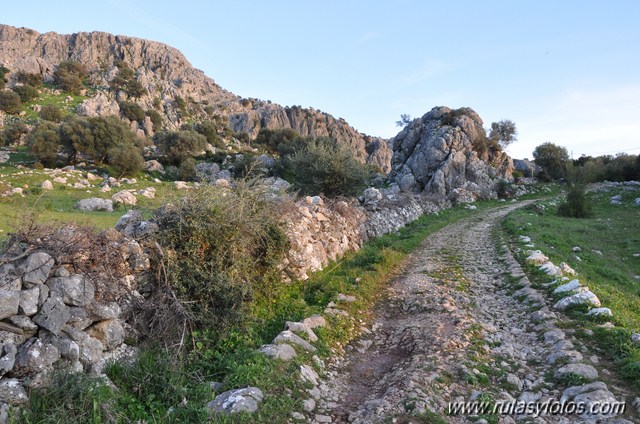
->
[0,24,391,172]
[388,107,514,202]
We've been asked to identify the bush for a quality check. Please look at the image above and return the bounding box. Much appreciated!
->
[533,142,569,181]
[178,157,197,181]
[153,130,206,166]
[107,143,145,177]
[0,90,23,114]
[0,65,8,90]
[39,104,65,122]
[496,179,515,199]
[284,137,370,197]
[2,121,29,146]
[14,71,43,87]
[13,84,39,102]
[28,121,60,167]
[145,109,163,129]
[118,101,145,122]
[153,184,289,331]
[557,184,593,218]
[53,61,88,95]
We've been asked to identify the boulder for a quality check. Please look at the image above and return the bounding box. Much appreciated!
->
[0,343,17,376]
[587,308,613,317]
[299,364,320,386]
[301,315,327,329]
[387,106,513,200]
[207,387,264,414]
[112,190,137,206]
[41,180,53,190]
[76,198,113,212]
[19,286,40,316]
[284,321,318,342]
[145,160,163,172]
[539,261,563,276]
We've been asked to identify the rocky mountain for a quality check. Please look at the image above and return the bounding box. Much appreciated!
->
[388,106,514,202]
[0,24,391,171]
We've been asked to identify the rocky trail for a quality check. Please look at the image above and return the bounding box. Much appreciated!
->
[311,203,636,424]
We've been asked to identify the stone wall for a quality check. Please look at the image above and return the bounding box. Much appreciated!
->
[0,227,148,407]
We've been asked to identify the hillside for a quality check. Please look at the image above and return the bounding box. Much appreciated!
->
[0,24,391,171]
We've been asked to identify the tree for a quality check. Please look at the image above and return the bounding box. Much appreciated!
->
[28,121,60,167]
[154,130,207,166]
[118,101,145,122]
[0,65,9,90]
[395,114,412,127]
[86,116,137,164]
[0,90,23,114]
[58,116,93,163]
[489,120,517,148]
[533,142,570,181]
[14,71,42,87]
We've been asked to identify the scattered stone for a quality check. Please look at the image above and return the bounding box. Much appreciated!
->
[553,279,581,294]
[572,246,581,252]
[0,344,17,376]
[610,195,622,205]
[259,344,297,361]
[41,180,53,190]
[285,321,318,342]
[336,293,356,303]
[539,261,563,276]
[529,309,556,323]
[554,363,599,381]
[303,398,316,412]
[207,387,264,414]
[554,290,601,310]
[47,275,95,307]
[76,198,113,212]
[525,250,548,265]
[300,364,320,386]
[11,338,60,377]
[543,329,566,345]
[587,308,613,317]
[112,190,137,206]
[519,236,531,243]
[301,315,326,329]
[175,181,189,190]
[546,350,583,364]
[559,262,576,275]
[19,286,40,316]
[86,319,125,351]
[631,333,640,345]
[273,331,316,352]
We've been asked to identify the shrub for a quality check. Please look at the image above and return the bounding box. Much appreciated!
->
[13,84,39,102]
[53,61,88,95]
[28,121,60,167]
[496,179,515,199]
[2,121,29,146]
[557,184,593,218]
[39,104,65,122]
[145,109,163,129]
[178,157,197,181]
[284,137,370,197]
[14,71,43,87]
[107,143,145,177]
[152,184,289,331]
[118,101,145,122]
[0,65,8,90]
[0,90,23,114]
[85,116,137,164]
[153,130,206,166]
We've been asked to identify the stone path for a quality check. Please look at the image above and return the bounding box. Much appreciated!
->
[313,203,635,424]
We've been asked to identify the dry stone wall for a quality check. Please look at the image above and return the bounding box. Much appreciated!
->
[0,227,148,406]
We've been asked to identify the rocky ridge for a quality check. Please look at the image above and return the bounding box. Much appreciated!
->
[0,24,392,171]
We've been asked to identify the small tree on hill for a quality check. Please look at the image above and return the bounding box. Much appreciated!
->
[107,142,145,177]
[2,121,29,146]
[53,61,88,95]
[154,130,207,166]
[39,104,65,122]
[533,142,570,181]
[395,114,412,127]
[489,119,517,149]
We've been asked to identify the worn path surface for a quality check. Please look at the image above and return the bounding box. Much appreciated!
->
[312,203,634,424]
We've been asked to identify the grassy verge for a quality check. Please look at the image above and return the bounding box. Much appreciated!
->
[502,188,640,389]
[17,196,519,423]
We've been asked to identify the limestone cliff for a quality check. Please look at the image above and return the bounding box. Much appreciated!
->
[388,106,514,202]
[0,24,391,172]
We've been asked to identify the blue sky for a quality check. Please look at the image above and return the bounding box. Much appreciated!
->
[3,0,639,159]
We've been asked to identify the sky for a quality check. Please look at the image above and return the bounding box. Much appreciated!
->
[2,0,639,159]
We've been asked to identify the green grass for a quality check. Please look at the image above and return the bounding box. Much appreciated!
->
[19,84,89,122]
[502,187,640,388]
